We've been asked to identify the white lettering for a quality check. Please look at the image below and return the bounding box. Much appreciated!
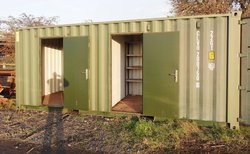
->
[210,31,214,50]
[196,30,200,88]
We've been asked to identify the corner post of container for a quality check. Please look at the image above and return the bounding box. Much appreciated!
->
[15,30,21,107]
[227,11,242,129]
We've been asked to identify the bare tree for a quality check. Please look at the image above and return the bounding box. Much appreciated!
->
[0,13,59,64]
[171,0,250,17]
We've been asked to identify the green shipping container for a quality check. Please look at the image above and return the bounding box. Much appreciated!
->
[15,12,242,128]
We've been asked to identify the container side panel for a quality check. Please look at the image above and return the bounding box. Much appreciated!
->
[152,20,161,32]
[70,26,79,36]
[118,23,125,33]
[129,22,136,33]
[139,22,145,32]
[188,19,200,120]
[215,17,227,122]
[140,22,148,32]
[98,25,109,111]
[177,19,188,118]
[109,24,118,34]
[54,27,61,36]
[39,29,45,38]
[45,28,53,37]
[79,25,89,36]
[30,29,40,105]
[62,27,70,37]
[201,18,214,121]
[163,20,173,32]
[23,30,31,105]
[89,25,99,111]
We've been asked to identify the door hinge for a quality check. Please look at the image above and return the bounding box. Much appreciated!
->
[237,118,247,123]
[239,20,247,25]
[239,53,247,58]
[238,85,246,90]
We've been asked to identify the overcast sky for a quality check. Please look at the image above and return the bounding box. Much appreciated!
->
[0,0,172,24]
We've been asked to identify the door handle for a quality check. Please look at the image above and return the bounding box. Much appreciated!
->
[169,69,178,83]
[81,69,89,80]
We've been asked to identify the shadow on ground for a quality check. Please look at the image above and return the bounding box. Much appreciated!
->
[42,107,65,154]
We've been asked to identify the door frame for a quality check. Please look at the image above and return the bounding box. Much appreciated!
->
[39,37,63,105]
[109,33,143,113]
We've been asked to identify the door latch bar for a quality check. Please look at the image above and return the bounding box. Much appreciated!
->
[169,69,178,83]
[81,69,89,80]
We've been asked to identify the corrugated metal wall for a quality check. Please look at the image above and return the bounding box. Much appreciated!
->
[16,13,241,123]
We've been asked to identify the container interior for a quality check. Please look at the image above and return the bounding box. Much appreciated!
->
[41,38,64,107]
[111,34,143,113]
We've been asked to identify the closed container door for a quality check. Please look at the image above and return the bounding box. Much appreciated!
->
[143,32,179,117]
[64,37,89,110]
[240,19,250,124]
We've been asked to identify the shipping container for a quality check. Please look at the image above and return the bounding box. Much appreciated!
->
[15,12,242,128]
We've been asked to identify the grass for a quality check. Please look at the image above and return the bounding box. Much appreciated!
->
[113,116,250,151]
[119,117,184,149]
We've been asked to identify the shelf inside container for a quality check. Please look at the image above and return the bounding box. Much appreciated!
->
[126,79,142,83]
[126,66,142,70]
[126,54,142,57]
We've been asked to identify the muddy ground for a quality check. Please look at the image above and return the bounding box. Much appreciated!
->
[0,107,249,153]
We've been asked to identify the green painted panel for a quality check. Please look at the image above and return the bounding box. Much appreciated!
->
[143,32,179,117]
[64,37,89,110]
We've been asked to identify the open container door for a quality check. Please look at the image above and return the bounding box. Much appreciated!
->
[63,36,89,110]
[143,32,179,117]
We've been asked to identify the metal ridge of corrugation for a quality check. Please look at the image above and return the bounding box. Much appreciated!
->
[15,12,241,126]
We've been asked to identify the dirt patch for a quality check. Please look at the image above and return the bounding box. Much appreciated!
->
[0,108,249,153]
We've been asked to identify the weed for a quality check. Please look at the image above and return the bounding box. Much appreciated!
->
[0,99,16,109]
[134,120,154,137]
[241,126,250,140]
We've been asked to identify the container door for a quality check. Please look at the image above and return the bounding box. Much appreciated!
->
[143,32,179,117]
[240,19,250,124]
[64,36,89,110]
